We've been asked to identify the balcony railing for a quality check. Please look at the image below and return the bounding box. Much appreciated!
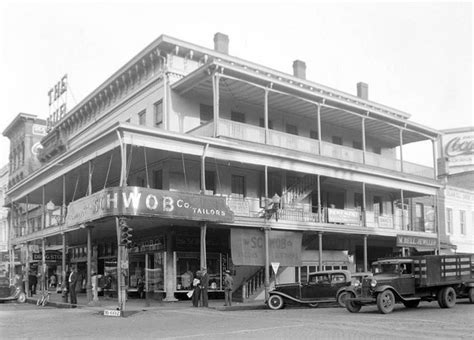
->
[188,119,434,179]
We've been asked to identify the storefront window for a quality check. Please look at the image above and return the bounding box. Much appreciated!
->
[175,252,228,291]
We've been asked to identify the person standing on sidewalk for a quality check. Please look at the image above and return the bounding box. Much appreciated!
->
[69,267,79,307]
[223,270,234,306]
[200,267,209,307]
[191,271,201,307]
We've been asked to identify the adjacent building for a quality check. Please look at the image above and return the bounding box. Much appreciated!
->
[3,33,442,303]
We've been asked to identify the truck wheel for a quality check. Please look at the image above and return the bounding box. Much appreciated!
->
[345,292,361,313]
[440,287,456,308]
[268,295,284,310]
[377,290,395,314]
[17,292,26,303]
[337,292,348,308]
[469,288,474,304]
[403,300,419,308]
[437,290,446,308]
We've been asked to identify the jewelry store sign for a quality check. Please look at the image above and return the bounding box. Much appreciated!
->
[396,235,437,248]
[65,186,234,226]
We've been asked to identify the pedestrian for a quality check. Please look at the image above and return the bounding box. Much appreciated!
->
[224,270,234,306]
[91,271,99,302]
[191,271,201,307]
[29,271,37,295]
[200,267,209,307]
[69,266,79,307]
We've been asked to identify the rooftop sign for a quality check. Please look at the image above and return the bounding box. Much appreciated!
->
[439,129,474,175]
[65,186,234,226]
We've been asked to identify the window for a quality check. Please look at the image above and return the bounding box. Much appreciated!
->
[286,124,298,135]
[310,130,319,140]
[460,210,466,235]
[200,171,216,194]
[373,146,382,155]
[154,100,163,127]
[200,104,213,124]
[354,193,363,211]
[446,208,453,234]
[138,110,146,125]
[259,118,273,129]
[353,141,362,150]
[415,203,424,232]
[231,111,245,123]
[153,170,163,190]
[332,136,343,145]
[231,175,245,197]
[373,196,383,216]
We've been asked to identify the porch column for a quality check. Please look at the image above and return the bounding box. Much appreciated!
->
[318,232,323,270]
[163,70,169,130]
[201,144,209,193]
[42,185,46,230]
[361,117,366,164]
[362,182,367,227]
[264,88,269,144]
[264,166,269,208]
[25,242,30,297]
[435,194,441,254]
[212,73,220,138]
[86,226,92,302]
[400,189,405,230]
[25,195,29,234]
[41,238,46,292]
[88,160,93,195]
[432,139,438,180]
[317,175,322,222]
[164,231,177,302]
[317,104,322,155]
[264,226,270,302]
[62,175,66,224]
[115,217,123,309]
[363,235,368,272]
[200,223,207,270]
[399,129,404,172]
[61,233,68,303]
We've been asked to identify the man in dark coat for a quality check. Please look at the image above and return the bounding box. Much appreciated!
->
[200,267,209,307]
[68,267,79,306]
[191,270,201,307]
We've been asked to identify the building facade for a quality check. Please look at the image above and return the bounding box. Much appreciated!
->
[4,33,442,304]
[0,164,10,277]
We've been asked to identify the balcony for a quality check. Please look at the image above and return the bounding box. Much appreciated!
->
[188,119,434,179]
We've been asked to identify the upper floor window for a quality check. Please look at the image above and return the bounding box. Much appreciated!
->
[231,111,246,123]
[286,124,298,135]
[153,170,163,190]
[353,141,362,150]
[259,118,273,129]
[373,196,383,217]
[200,104,213,124]
[200,171,216,194]
[154,100,163,127]
[231,175,245,198]
[460,210,466,235]
[415,203,424,232]
[332,136,343,145]
[354,193,363,211]
[310,130,319,140]
[446,208,453,234]
[138,110,146,125]
[373,146,382,155]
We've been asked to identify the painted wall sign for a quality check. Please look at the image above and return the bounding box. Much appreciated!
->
[440,130,474,175]
[396,235,437,248]
[65,186,234,226]
[327,208,360,225]
[47,74,68,130]
[231,229,302,266]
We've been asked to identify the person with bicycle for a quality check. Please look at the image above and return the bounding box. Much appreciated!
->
[69,266,79,307]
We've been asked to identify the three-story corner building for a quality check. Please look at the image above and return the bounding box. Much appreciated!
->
[4,32,442,303]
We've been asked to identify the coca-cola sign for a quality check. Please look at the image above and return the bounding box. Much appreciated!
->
[445,135,474,157]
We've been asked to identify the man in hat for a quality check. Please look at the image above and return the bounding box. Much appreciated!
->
[200,267,209,307]
[223,270,234,306]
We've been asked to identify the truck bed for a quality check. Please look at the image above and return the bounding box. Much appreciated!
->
[413,254,474,287]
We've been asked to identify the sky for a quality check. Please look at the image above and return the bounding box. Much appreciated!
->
[0,1,472,167]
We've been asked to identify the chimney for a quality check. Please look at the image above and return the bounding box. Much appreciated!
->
[293,60,306,79]
[357,82,368,100]
[214,32,229,54]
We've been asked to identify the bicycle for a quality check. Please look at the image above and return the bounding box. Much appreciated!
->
[36,290,50,307]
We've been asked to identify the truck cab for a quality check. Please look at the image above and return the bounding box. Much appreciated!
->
[371,259,415,296]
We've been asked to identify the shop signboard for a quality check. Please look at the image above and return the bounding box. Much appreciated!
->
[231,229,302,266]
[396,235,437,248]
[378,215,394,229]
[439,129,474,175]
[327,208,360,225]
[65,186,234,227]
[32,250,63,262]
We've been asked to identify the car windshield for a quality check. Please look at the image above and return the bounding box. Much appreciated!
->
[373,263,399,274]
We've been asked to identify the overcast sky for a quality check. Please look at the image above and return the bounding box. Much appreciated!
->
[0,1,472,167]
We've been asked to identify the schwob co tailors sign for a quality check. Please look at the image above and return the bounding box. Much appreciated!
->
[65,186,234,226]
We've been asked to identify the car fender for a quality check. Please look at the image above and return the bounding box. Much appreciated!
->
[340,286,359,297]
[269,291,320,304]
[374,285,404,301]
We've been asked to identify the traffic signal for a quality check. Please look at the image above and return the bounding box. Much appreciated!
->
[119,217,133,248]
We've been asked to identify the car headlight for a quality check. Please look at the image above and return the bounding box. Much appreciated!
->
[370,279,377,288]
[354,280,360,287]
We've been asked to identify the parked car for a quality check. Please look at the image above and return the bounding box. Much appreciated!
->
[335,271,373,307]
[268,270,352,310]
[0,275,26,304]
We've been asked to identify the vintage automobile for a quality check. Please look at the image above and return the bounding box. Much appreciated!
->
[268,270,352,310]
[335,272,373,307]
[0,275,27,304]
